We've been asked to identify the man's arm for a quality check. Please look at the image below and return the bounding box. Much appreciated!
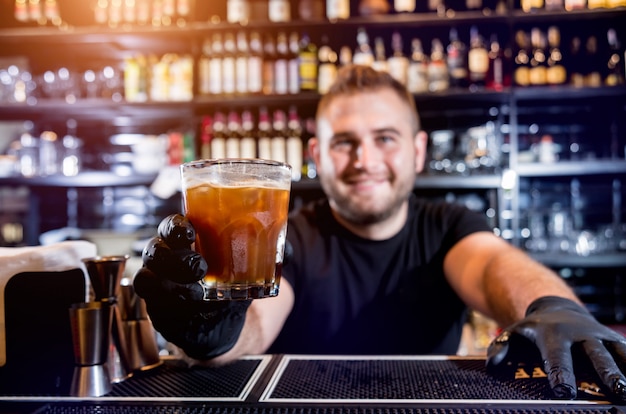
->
[443,231,579,326]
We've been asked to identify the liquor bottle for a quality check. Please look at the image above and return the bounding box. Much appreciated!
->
[257,106,273,160]
[359,0,390,15]
[605,28,625,86]
[544,0,564,9]
[353,27,375,67]
[210,111,227,159]
[447,27,468,89]
[271,109,288,162]
[513,30,531,87]
[521,0,544,12]
[226,111,242,158]
[394,0,416,12]
[466,0,482,11]
[568,36,585,87]
[407,38,429,93]
[209,33,224,96]
[486,33,504,91]
[198,38,212,96]
[299,0,325,19]
[607,0,626,7]
[269,0,291,22]
[247,31,264,95]
[586,0,605,8]
[372,37,389,73]
[227,0,250,23]
[222,32,237,95]
[299,33,319,91]
[584,35,602,87]
[288,32,300,94]
[528,28,547,86]
[318,36,338,94]
[564,0,586,11]
[468,26,489,89]
[428,38,449,92]
[327,0,350,19]
[339,45,353,66]
[240,110,257,158]
[274,32,289,95]
[287,106,304,181]
[387,31,409,85]
[200,115,212,159]
[546,26,567,85]
[235,31,249,95]
[262,34,276,95]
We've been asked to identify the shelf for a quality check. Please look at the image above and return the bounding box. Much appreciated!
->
[531,252,626,268]
[515,160,626,177]
[512,85,626,103]
[0,171,157,188]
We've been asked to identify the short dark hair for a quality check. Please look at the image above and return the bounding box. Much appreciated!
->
[316,64,421,134]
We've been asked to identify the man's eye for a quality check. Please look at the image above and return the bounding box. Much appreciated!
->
[330,140,354,151]
[377,135,396,144]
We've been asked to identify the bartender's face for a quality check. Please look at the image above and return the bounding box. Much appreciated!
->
[310,88,427,225]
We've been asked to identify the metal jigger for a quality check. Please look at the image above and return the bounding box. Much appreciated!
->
[69,302,113,397]
[82,255,133,383]
[118,280,162,372]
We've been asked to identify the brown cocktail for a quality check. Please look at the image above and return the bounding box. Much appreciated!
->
[180,159,291,300]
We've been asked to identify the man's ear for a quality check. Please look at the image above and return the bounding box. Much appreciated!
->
[414,131,428,174]
[308,137,320,166]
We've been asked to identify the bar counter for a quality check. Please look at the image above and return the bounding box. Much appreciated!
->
[1,354,624,414]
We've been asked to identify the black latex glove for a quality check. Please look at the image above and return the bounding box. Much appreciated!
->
[133,213,251,360]
[486,296,626,402]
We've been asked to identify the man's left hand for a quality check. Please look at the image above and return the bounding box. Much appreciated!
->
[486,296,626,403]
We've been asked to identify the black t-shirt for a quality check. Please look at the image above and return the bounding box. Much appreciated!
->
[268,194,493,355]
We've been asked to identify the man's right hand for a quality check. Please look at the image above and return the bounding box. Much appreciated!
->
[133,213,251,361]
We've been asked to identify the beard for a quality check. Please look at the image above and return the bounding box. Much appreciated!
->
[320,171,415,226]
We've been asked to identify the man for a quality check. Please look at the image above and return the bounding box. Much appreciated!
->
[134,64,626,402]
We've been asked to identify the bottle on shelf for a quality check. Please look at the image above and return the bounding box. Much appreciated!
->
[299,33,319,92]
[486,33,505,91]
[372,37,390,73]
[447,27,468,89]
[209,33,224,96]
[546,26,567,86]
[271,109,288,163]
[210,111,227,159]
[269,0,291,22]
[387,31,410,85]
[586,0,606,9]
[466,0,483,11]
[235,31,249,95]
[318,36,339,94]
[222,32,237,95]
[528,27,547,86]
[359,0,390,15]
[544,0,564,10]
[226,111,242,158]
[326,0,350,19]
[513,30,531,87]
[298,0,325,20]
[353,27,375,67]
[394,0,416,12]
[288,32,300,94]
[568,36,585,87]
[583,35,602,87]
[468,26,489,89]
[428,38,450,92]
[248,31,264,95]
[227,0,250,23]
[274,32,290,95]
[240,110,257,158]
[521,0,544,12]
[605,28,624,86]
[339,45,353,67]
[564,0,586,11]
[200,115,212,159]
[198,38,212,96]
[287,106,304,181]
[262,34,276,95]
[407,37,430,93]
[257,106,273,160]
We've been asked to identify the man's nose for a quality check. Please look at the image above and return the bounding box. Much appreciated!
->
[353,142,376,169]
